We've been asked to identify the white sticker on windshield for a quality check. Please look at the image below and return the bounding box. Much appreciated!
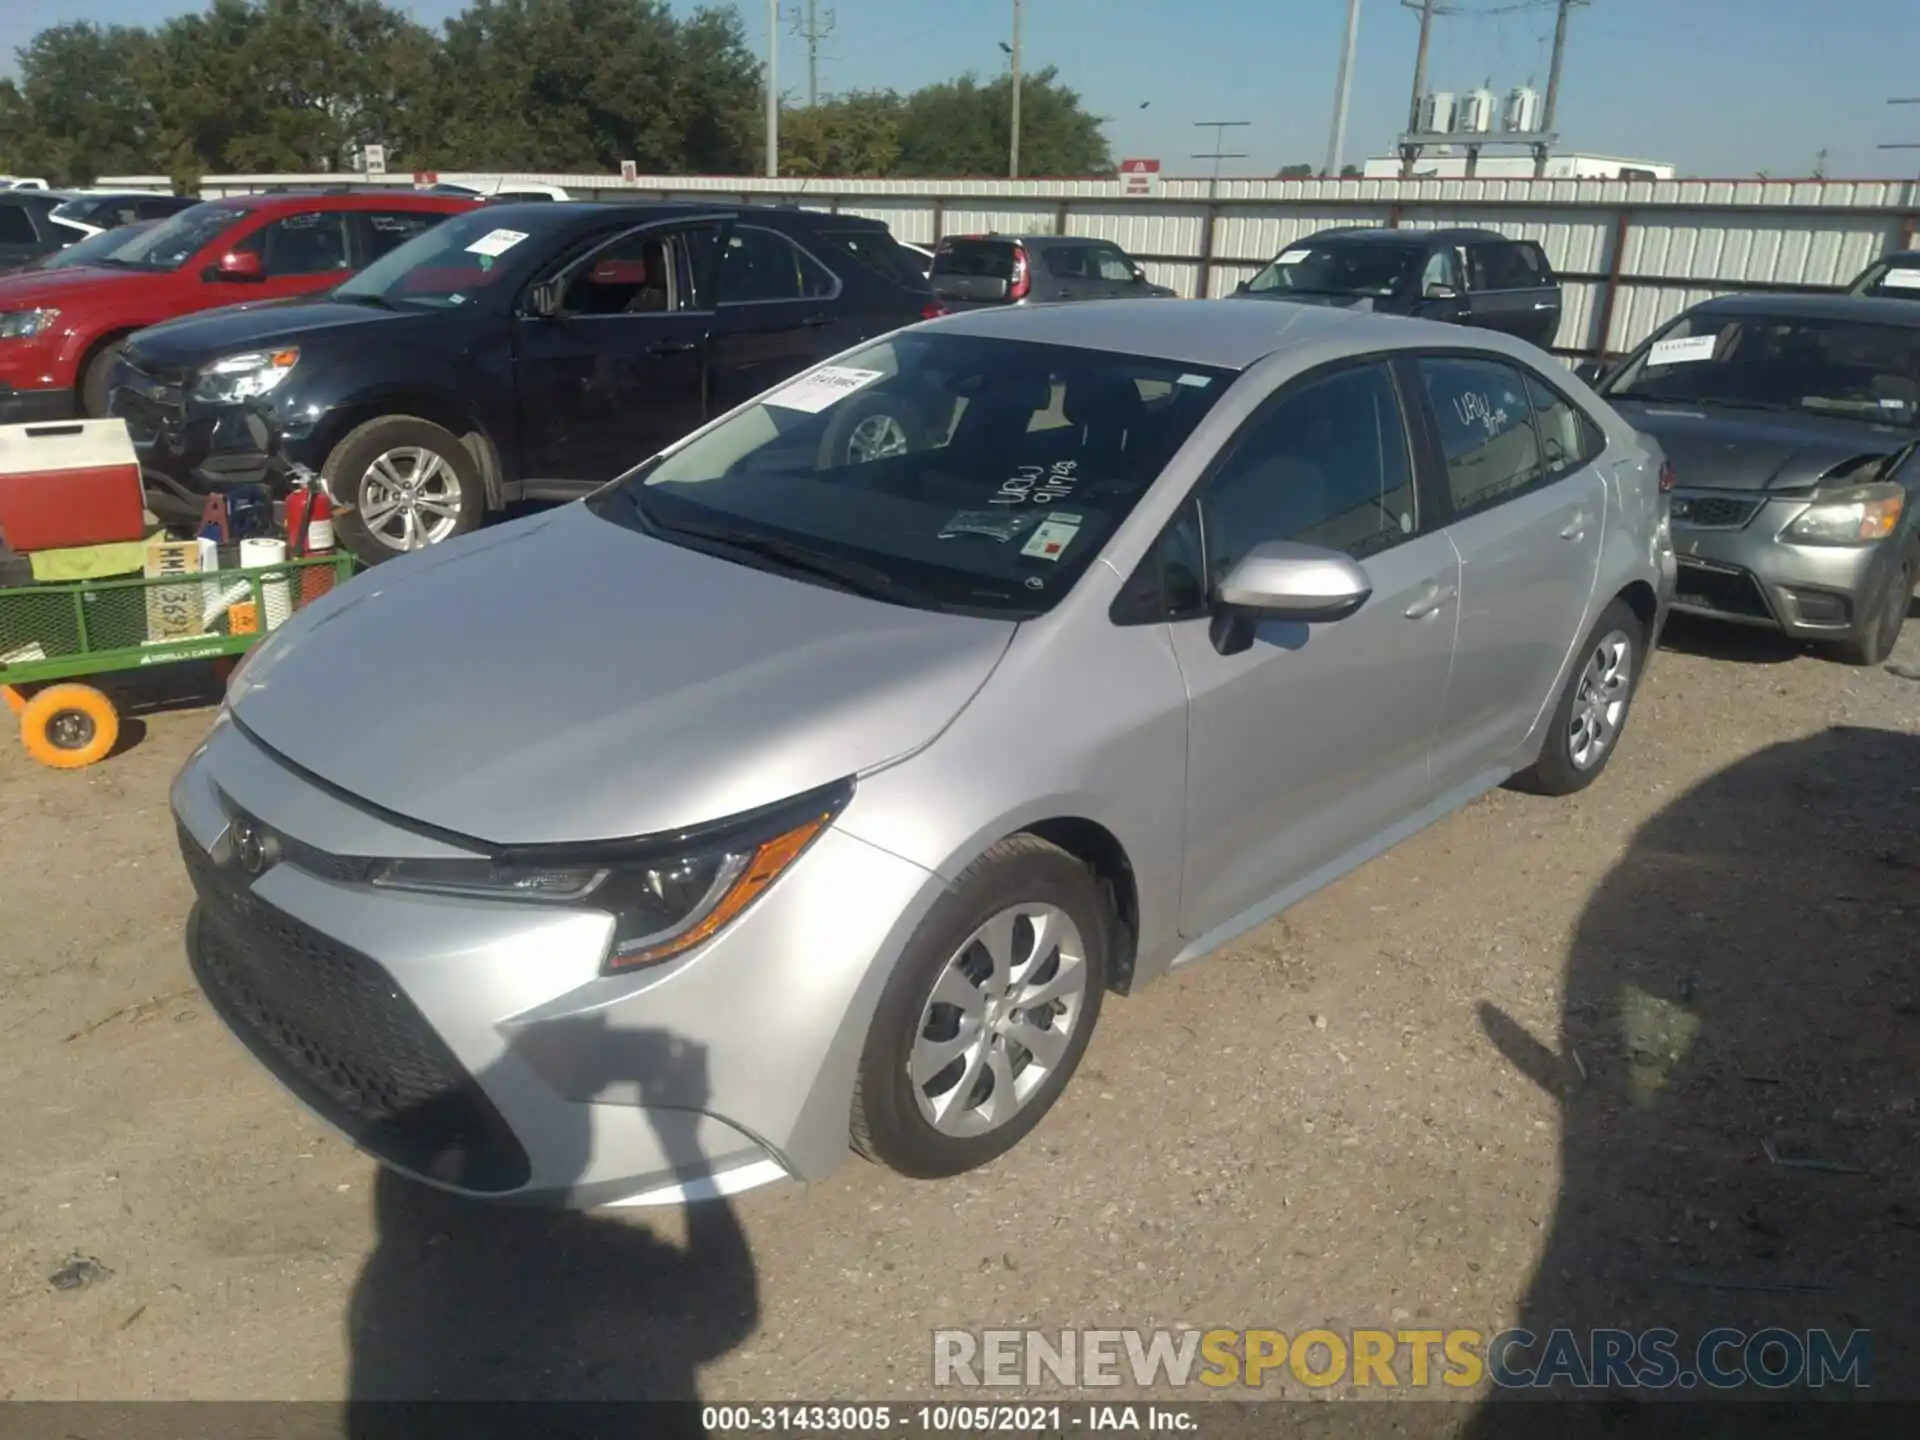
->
[1177,373,1213,388]
[1880,268,1920,291]
[1020,513,1083,562]
[764,365,886,413]
[1277,249,1311,265]
[464,228,530,258]
[1647,334,1718,367]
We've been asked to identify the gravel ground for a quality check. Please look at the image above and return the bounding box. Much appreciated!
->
[1,612,1915,1419]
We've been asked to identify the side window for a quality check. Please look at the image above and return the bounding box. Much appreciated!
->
[1525,374,1606,480]
[718,225,835,304]
[1044,245,1092,279]
[1114,499,1209,623]
[363,210,443,261]
[1467,242,1539,292]
[1419,356,1545,516]
[0,205,37,244]
[562,228,677,315]
[243,211,352,277]
[1198,362,1419,586]
[1420,247,1463,292]
[135,198,183,220]
[1093,245,1139,283]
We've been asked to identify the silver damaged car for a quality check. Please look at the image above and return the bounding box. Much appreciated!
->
[173,299,1677,1205]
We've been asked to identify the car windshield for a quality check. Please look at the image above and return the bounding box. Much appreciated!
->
[1850,258,1920,300]
[334,207,544,309]
[1244,241,1421,299]
[89,203,248,271]
[1604,312,1920,426]
[32,221,157,270]
[588,331,1238,618]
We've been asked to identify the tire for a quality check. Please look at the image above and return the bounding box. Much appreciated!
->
[80,340,126,418]
[21,683,119,769]
[1828,556,1912,668]
[816,392,929,469]
[324,416,486,564]
[1510,598,1644,797]
[851,834,1110,1178]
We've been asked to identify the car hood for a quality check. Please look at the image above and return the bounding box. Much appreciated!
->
[0,264,159,306]
[228,504,1018,846]
[1609,399,1914,491]
[130,296,415,362]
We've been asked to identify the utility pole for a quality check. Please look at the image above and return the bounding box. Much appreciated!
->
[1540,0,1586,140]
[1882,98,1920,216]
[1403,0,1436,134]
[1192,120,1250,200]
[1327,0,1361,177]
[787,0,837,107]
[1009,0,1023,180]
[765,0,779,176]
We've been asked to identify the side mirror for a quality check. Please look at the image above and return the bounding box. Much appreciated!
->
[213,250,265,282]
[527,279,562,318]
[1572,360,1605,386]
[1424,282,1459,300]
[1210,541,1372,652]
[1234,279,1250,296]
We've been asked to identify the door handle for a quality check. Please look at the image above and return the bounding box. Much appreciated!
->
[647,340,699,356]
[1559,511,1589,541]
[1533,302,1555,310]
[799,313,834,328]
[1403,581,1457,619]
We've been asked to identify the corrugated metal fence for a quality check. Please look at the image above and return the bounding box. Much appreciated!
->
[104,171,1920,360]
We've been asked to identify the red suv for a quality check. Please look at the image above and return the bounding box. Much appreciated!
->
[0,190,478,423]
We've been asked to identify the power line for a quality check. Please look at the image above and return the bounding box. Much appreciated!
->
[785,0,837,107]
[1192,119,1250,196]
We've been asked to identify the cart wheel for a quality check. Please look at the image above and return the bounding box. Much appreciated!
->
[21,684,120,770]
[1,685,25,716]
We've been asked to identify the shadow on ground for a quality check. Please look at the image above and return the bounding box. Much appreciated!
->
[343,1024,759,1436]
[1463,725,1919,1430]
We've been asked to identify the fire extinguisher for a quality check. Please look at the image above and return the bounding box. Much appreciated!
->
[285,467,337,603]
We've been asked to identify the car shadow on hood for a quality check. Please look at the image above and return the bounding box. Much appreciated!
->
[1461,726,1920,1427]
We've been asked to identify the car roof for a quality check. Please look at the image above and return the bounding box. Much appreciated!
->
[1304,226,1510,247]
[207,191,480,215]
[926,296,1478,369]
[460,199,889,234]
[1693,291,1920,326]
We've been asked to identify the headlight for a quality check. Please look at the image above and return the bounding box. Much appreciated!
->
[193,347,300,404]
[0,308,59,340]
[1781,482,1906,546]
[368,781,850,970]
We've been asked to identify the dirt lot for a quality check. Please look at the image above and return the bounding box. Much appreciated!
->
[1,614,1915,1416]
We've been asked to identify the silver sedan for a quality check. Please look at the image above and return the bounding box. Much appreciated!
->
[172,299,1677,1205]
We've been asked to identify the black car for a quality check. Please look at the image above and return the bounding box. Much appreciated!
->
[111,202,939,562]
[1229,226,1563,351]
[1845,250,1920,301]
[0,191,85,273]
[930,233,1174,308]
[48,191,199,235]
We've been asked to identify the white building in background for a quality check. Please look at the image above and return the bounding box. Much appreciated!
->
[1361,152,1678,180]
[1503,86,1542,134]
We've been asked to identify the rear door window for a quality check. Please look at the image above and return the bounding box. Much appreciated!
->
[1418,356,1547,516]
[933,239,1017,279]
[1091,244,1141,282]
[815,229,927,288]
[1524,375,1606,480]
[362,210,445,262]
[0,204,37,245]
[1044,244,1095,280]
[240,210,353,277]
[1468,241,1547,292]
[717,225,837,304]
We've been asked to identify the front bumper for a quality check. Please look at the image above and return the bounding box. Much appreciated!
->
[108,360,316,518]
[171,714,941,1207]
[1668,490,1904,641]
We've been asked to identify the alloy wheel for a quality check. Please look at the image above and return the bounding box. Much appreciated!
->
[909,903,1090,1139]
[1568,628,1633,771]
[846,414,910,464]
[357,446,465,552]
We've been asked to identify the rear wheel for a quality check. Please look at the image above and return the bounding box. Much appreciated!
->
[325,416,486,564]
[20,683,119,769]
[851,835,1110,1178]
[817,392,929,469]
[1510,598,1643,797]
[1828,556,1912,667]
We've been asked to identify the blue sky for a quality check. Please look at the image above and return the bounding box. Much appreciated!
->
[7,0,1917,178]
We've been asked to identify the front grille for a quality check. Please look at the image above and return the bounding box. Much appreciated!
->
[1675,558,1775,620]
[108,353,188,445]
[180,826,530,1193]
[1670,491,1762,530]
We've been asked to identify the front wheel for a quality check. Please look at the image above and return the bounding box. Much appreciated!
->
[324,416,486,564]
[1510,598,1643,797]
[851,835,1110,1178]
[1828,556,1912,668]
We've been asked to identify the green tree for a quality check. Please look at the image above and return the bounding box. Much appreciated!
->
[1277,163,1313,179]
[781,90,906,178]
[10,23,159,181]
[895,67,1110,178]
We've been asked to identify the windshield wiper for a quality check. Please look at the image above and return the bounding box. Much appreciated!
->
[337,291,399,310]
[646,511,902,600]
